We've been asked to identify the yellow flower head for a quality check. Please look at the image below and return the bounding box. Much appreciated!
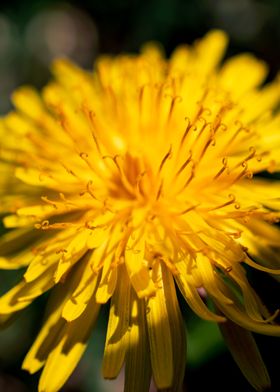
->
[0,30,280,392]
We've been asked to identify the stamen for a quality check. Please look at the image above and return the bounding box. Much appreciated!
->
[79,151,102,175]
[35,220,49,230]
[156,180,164,200]
[227,231,242,239]
[216,123,227,133]
[86,180,97,200]
[213,157,228,180]
[136,171,147,198]
[59,114,78,145]
[201,194,236,212]
[60,162,77,178]
[184,161,196,187]
[81,106,103,155]
[165,95,182,123]
[224,120,250,152]
[41,196,58,209]
[158,145,172,173]
[233,167,248,183]
[201,107,212,117]
[59,193,77,207]
[84,221,97,230]
[35,220,76,230]
[38,171,54,181]
[56,248,68,254]
[268,160,276,173]
[175,204,199,216]
[197,134,215,161]
[245,171,253,179]
[176,151,192,176]
[179,117,191,148]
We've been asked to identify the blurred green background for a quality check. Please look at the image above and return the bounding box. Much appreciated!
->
[0,0,279,391]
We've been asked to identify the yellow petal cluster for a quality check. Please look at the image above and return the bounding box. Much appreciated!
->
[0,30,280,392]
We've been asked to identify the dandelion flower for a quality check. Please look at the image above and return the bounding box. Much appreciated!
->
[0,30,280,392]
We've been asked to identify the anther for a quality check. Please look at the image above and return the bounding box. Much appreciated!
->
[38,172,53,181]
[201,107,212,116]
[85,221,97,230]
[217,123,227,132]
[56,248,68,254]
[245,171,253,179]
[35,220,50,230]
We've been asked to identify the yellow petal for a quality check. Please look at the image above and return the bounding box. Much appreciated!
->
[24,253,59,283]
[38,296,100,392]
[196,253,233,305]
[22,284,68,374]
[54,231,89,283]
[3,214,37,228]
[219,317,270,391]
[220,54,268,96]
[0,264,56,315]
[124,288,151,392]
[0,228,39,258]
[62,253,100,321]
[146,266,173,389]
[161,264,186,392]
[86,227,109,249]
[228,264,269,322]
[175,262,225,322]
[0,225,46,269]
[244,255,280,275]
[3,111,34,135]
[125,235,156,298]
[0,254,30,270]
[194,29,228,73]
[23,259,97,373]
[12,86,45,121]
[95,253,118,304]
[102,264,130,379]
[214,280,280,336]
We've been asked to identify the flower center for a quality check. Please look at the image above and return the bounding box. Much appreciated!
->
[106,152,157,203]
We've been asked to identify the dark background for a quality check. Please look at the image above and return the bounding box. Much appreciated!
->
[0,0,279,391]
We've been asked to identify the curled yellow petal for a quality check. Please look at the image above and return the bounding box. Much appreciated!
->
[219,317,270,391]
